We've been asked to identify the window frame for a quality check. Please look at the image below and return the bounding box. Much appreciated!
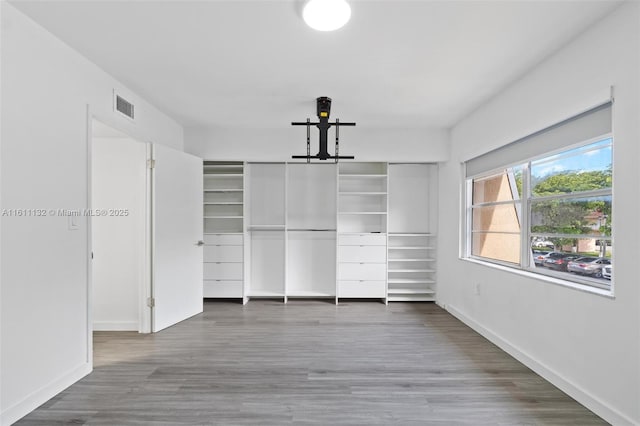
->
[463,134,613,292]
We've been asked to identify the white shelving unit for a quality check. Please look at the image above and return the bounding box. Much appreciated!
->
[201,161,438,304]
[202,161,244,299]
[387,234,436,301]
[337,163,388,302]
[387,163,438,302]
[286,164,337,300]
[247,163,287,301]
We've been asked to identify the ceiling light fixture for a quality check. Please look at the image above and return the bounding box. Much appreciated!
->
[303,0,352,31]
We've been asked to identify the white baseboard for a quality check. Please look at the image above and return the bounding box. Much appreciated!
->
[1,362,91,426]
[445,304,636,426]
[93,321,138,331]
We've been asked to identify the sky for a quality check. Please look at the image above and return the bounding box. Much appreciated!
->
[531,138,612,180]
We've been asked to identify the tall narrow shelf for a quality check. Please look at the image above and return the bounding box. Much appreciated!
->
[387,163,438,302]
[203,162,244,234]
[202,161,245,300]
[287,164,337,299]
[246,163,287,301]
[337,163,388,302]
[338,162,388,234]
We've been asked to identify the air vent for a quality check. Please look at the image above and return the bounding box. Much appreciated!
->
[115,95,135,120]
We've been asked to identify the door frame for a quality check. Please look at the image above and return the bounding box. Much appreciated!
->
[87,110,153,342]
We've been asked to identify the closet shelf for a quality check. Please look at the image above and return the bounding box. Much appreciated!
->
[249,290,285,297]
[339,174,387,178]
[204,215,243,219]
[204,232,244,235]
[389,233,436,237]
[204,189,243,192]
[388,258,436,262]
[388,246,434,250]
[387,288,436,295]
[338,212,387,215]
[203,202,243,205]
[248,225,286,231]
[339,192,387,195]
[388,279,436,284]
[203,173,243,177]
[388,269,435,273]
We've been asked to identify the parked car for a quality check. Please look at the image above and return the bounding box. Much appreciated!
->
[602,264,612,280]
[532,240,554,249]
[542,253,581,272]
[567,257,611,278]
[535,251,566,267]
[531,249,549,266]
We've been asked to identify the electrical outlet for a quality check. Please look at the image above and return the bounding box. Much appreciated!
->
[474,282,481,296]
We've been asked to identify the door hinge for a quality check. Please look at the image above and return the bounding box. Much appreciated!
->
[147,159,156,169]
[147,297,155,308]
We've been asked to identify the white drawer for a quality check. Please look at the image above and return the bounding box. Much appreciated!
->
[338,234,386,246]
[203,280,243,298]
[337,245,386,262]
[338,280,386,298]
[204,245,243,262]
[338,263,386,281]
[204,234,243,245]
[204,262,243,280]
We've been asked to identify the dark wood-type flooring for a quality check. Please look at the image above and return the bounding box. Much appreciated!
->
[16,300,607,425]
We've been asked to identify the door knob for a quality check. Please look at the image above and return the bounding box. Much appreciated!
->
[196,240,205,246]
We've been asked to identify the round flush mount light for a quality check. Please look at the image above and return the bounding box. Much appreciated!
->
[303,0,352,31]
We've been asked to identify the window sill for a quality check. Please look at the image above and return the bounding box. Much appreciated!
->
[459,257,615,299]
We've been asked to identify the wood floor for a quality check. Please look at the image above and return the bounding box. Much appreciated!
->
[17,300,606,425]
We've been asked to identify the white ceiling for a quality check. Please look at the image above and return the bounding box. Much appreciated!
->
[11,0,621,131]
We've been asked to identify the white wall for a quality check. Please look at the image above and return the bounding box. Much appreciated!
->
[0,4,184,425]
[92,136,148,332]
[185,127,449,162]
[438,3,639,425]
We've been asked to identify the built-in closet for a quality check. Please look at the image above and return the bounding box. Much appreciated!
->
[202,161,437,304]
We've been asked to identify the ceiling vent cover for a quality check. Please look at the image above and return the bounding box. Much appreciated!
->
[115,94,135,120]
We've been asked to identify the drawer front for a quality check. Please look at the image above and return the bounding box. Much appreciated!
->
[337,245,386,263]
[204,245,243,262]
[204,234,243,245]
[338,263,386,281]
[204,262,243,280]
[203,280,243,298]
[338,280,386,298]
[338,234,386,246]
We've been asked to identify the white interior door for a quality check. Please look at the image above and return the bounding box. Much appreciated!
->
[152,143,203,332]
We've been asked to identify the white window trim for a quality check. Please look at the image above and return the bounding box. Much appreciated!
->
[462,134,613,295]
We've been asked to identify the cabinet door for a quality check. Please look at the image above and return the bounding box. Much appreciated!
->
[338,281,386,298]
[338,233,387,246]
[203,234,243,245]
[337,245,386,262]
[204,263,244,280]
[338,263,386,281]
[204,245,243,262]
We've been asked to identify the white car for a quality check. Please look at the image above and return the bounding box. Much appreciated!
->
[602,264,612,280]
[532,240,554,249]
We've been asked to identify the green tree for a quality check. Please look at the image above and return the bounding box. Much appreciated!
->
[531,168,612,250]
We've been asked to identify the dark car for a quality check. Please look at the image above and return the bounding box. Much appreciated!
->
[542,253,581,272]
[532,249,554,266]
[567,257,611,278]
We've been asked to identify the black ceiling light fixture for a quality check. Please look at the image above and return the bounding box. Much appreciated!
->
[292,97,355,162]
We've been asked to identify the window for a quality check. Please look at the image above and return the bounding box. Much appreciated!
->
[464,103,613,291]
